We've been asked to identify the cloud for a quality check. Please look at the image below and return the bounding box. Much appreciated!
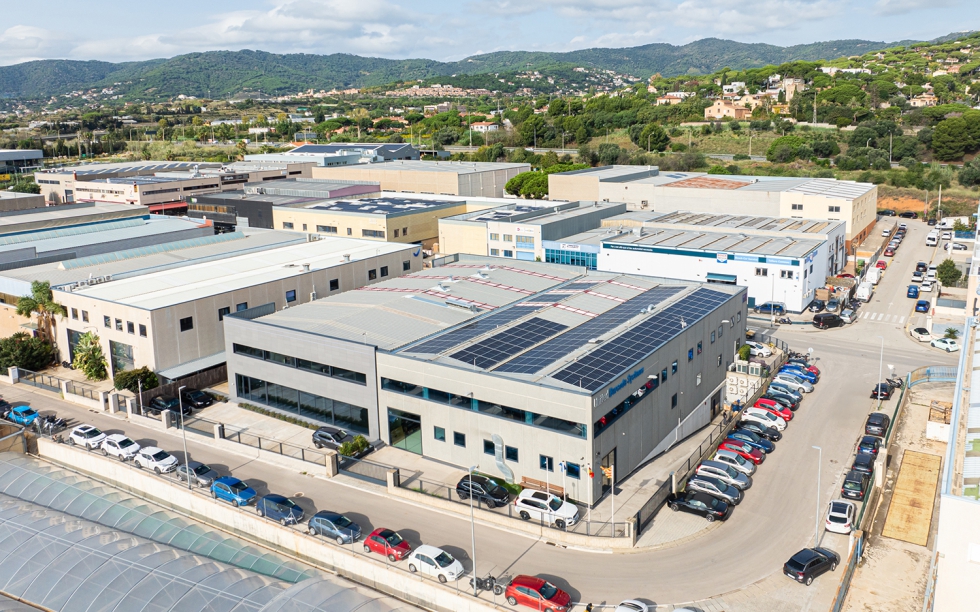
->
[0,25,73,64]
[874,0,956,15]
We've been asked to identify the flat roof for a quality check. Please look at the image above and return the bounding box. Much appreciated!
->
[0,202,145,234]
[194,191,327,207]
[290,143,416,154]
[65,236,413,310]
[448,201,620,225]
[0,215,207,256]
[604,227,823,259]
[0,149,43,161]
[86,175,214,185]
[37,161,222,178]
[252,255,739,393]
[301,196,461,216]
[245,178,382,198]
[332,160,530,174]
[643,211,845,236]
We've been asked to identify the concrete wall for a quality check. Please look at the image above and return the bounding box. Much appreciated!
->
[0,192,44,211]
[272,203,470,245]
[437,219,488,256]
[313,165,530,198]
[548,174,601,203]
[934,493,980,611]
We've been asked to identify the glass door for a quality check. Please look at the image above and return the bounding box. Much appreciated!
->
[388,408,422,455]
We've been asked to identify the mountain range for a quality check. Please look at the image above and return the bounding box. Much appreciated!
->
[0,32,970,101]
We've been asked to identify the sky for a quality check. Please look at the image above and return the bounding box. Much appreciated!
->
[1,0,977,66]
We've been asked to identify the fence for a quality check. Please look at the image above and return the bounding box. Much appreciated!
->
[909,365,957,387]
[180,416,219,439]
[338,455,395,486]
[16,369,64,393]
[220,429,328,466]
[65,381,104,404]
[830,532,865,612]
[141,365,228,402]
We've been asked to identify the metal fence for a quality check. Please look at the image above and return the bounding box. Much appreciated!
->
[830,532,865,612]
[909,365,957,386]
[338,455,394,486]
[221,429,328,466]
[17,369,64,393]
[65,381,104,403]
[179,416,219,439]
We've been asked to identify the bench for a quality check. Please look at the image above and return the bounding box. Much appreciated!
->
[520,476,564,498]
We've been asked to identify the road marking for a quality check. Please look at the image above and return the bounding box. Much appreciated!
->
[898,316,905,324]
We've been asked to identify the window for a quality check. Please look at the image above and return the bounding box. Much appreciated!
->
[791,203,803,210]
[368,269,377,280]
[81,311,88,323]
[127,322,134,334]
[503,250,513,258]
[711,331,716,343]
[718,354,723,366]
[394,229,400,238]
[329,279,339,291]
[810,264,813,273]
[828,205,841,213]
[71,308,78,320]
[672,360,678,374]
[516,235,535,249]
[316,225,337,234]
[688,348,694,361]
[453,432,466,447]
[540,455,554,472]
[484,439,495,455]
[139,324,147,337]
[736,311,741,322]
[218,307,231,321]
[661,368,667,383]
[362,229,385,238]
[697,341,702,355]
[503,234,513,242]
[671,393,678,409]
[718,325,723,338]
[490,248,500,256]
[380,266,388,277]
[697,373,702,386]
[402,227,407,235]
[346,228,352,236]
[236,302,248,312]
[489,233,500,241]
[302,224,307,231]
[115,318,123,331]
[781,270,792,279]
[282,222,294,229]
[505,446,519,462]
[434,426,446,442]
[179,317,194,332]
[755,267,768,277]
[566,462,581,479]
[285,290,296,303]
[402,261,410,271]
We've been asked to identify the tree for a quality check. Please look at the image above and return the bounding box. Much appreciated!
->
[15,281,66,344]
[936,258,962,288]
[932,118,969,161]
[959,159,980,187]
[72,332,107,381]
[236,140,247,159]
[10,180,40,194]
[113,366,158,394]
[0,333,54,371]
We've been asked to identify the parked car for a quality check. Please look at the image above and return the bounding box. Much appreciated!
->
[666,491,732,522]
[101,433,140,460]
[784,548,840,586]
[875,260,887,270]
[858,435,883,456]
[865,412,890,436]
[696,460,752,490]
[907,285,919,299]
[364,528,411,562]
[180,388,213,409]
[767,382,803,403]
[713,449,756,475]
[779,365,818,384]
[752,400,793,421]
[915,300,931,313]
[133,446,178,474]
[945,242,967,251]
[927,218,937,226]
[407,544,464,583]
[312,425,355,451]
[763,391,800,411]
[826,298,840,312]
[786,358,818,374]
[916,261,929,272]
[899,211,917,219]
[685,474,743,505]
[911,271,923,283]
[5,405,38,426]
[68,424,106,449]
[210,476,257,506]
[308,510,362,545]
[839,309,857,324]
[941,231,952,240]
[807,299,826,313]
[745,341,772,357]
[728,428,776,453]
[879,209,896,216]
[812,313,844,329]
[841,470,871,501]
[256,494,305,525]
[615,601,650,612]
[514,489,579,528]
[176,461,220,487]
[754,302,787,315]
[456,474,510,508]
[910,327,932,342]
[920,280,934,293]
[146,395,191,417]
[718,439,765,464]
[741,407,787,431]
[772,373,813,393]
[883,247,895,257]
[852,453,875,475]
[505,576,571,612]
[931,338,960,352]
[836,273,854,279]
[871,383,893,400]
[736,420,782,442]
[825,500,856,535]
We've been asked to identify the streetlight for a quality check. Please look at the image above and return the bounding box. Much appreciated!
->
[811,445,822,547]
[876,336,884,406]
[178,385,191,490]
[467,465,478,596]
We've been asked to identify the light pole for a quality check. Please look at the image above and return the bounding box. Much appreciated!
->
[812,445,822,546]
[876,335,884,406]
[178,385,191,490]
[467,465,478,596]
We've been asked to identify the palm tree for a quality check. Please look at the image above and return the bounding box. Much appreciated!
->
[15,281,66,344]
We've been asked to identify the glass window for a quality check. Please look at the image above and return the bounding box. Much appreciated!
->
[697,373,702,386]
[347,228,352,236]
[434,426,446,442]
[503,234,513,242]
[362,229,385,238]
[718,354,723,366]
[505,446,519,462]
[697,341,702,355]
[368,269,377,280]
[179,317,193,332]
[139,324,147,337]
[267,351,296,367]
[503,250,513,258]
[403,227,408,235]
[489,233,499,241]
[218,306,231,321]
[540,455,554,472]
[566,462,581,479]
[316,225,337,234]
[282,222,294,229]
[393,229,399,238]
[718,325,723,338]
[483,439,495,455]
[661,368,667,383]
[672,360,678,374]
[490,248,499,256]
[688,348,694,361]
[71,308,78,320]
[380,266,388,277]
[81,311,89,323]
[286,290,297,303]
[453,432,466,447]
[711,331,716,343]
[127,321,135,334]
[671,393,678,408]
[403,261,410,271]
[236,302,248,312]
[330,279,339,291]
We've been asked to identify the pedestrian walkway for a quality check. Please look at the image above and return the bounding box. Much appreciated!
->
[858,311,906,324]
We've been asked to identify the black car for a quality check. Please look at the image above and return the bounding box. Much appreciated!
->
[784,547,840,586]
[851,453,875,475]
[812,313,843,329]
[870,383,892,400]
[916,262,928,273]
[807,299,826,313]
[927,218,937,226]
[899,211,917,219]
[176,461,220,487]
[841,470,871,500]
[736,420,782,441]
[666,491,731,522]
[763,390,800,411]
[147,395,192,417]
[858,435,883,456]
[865,412,890,436]
[878,209,896,217]
[312,425,354,450]
[455,474,511,508]
[180,388,214,409]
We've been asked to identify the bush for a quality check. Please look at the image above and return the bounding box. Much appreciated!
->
[945,327,960,339]
[738,344,752,361]
[72,331,107,381]
[113,366,158,394]
[936,258,962,287]
[732,153,750,161]
[0,333,54,371]
[670,143,688,152]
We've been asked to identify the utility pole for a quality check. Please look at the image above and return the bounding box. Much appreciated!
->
[812,93,817,125]
[812,446,822,547]
[889,132,893,164]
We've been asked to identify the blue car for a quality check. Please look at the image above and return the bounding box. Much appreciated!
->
[915,300,930,313]
[6,405,38,426]
[256,494,304,525]
[308,510,362,544]
[210,476,257,506]
[907,285,919,299]
[779,366,818,384]
[728,429,776,453]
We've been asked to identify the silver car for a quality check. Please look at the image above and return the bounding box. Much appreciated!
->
[713,449,757,476]
[686,475,743,505]
[773,373,814,393]
[696,460,752,490]
[839,309,856,324]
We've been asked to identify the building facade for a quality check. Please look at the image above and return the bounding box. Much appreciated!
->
[312,161,530,198]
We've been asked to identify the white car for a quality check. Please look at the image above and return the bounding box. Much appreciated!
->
[133,446,179,474]
[615,601,650,612]
[745,341,772,358]
[712,449,756,476]
[941,231,952,240]
[826,500,856,535]
[406,544,464,583]
[68,424,106,449]
[773,373,814,393]
[910,327,932,342]
[514,489,579,528]
[741,407,787,431]
[910,271,923,283]
[931,338,961,352]
[920,280,934,292]
[101,433,140,460]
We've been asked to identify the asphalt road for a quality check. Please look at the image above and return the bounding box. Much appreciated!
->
[2,220,957,608]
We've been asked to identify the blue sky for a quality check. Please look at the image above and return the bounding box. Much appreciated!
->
[1,0,977,66]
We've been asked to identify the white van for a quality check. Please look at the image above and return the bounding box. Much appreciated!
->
[866,267,881,285]
[855,281,874,302]
[926,232,939,247]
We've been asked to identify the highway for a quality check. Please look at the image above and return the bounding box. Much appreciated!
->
[2,220,956,608]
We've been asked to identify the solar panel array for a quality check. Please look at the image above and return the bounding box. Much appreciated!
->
[449,317,568,369]
[562,282,600,291]
[407,305,538,355]
[495,285,685,374]
[552,288,731,391]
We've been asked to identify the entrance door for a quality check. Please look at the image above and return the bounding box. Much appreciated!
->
[108,340,134,376]
[711,390,722,419]
[388,408,422,455]
[600,448,617,495]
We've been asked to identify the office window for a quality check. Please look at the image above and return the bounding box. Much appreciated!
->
[127,322,134,334]
[688,348,694,361]
[380,266,388,277]
[218,307,231,321]
[490,248,499,256]
[179,317,194,332]
[503,250,513,258]
[302,224,307,231]
[671,393,678,408]
[434,426,446,442]
[697,341,702,355]
[516,235,535,249]
[661,368,667,383]
[718,325,723,338]
[394,229,400,237]
[236,302,248,312]
[566,462,581,480]
[540,455,554,472]
[781,270,792,279]
[828,205,841,213]
[368,269,377,280]
[503,234,513,242]
[755,267,768,276]
[347,228,352,236]
[810,264,813,273]
[329,279,339,291]
[285,290,296,303]
[505,446,519,462]
[736,312,741,322]
[484,439,495,455]
[139,324,147,337]
[489,233,500,241]
[115,319,123,331]
[697,373,702,386]
[718,354,723,366]
[81,310,89,323]
[362,229,385,238]
[792,204,803,210]
[316,225,337,234]
[672,360,678,374]
[282,222,294,229]
[71,308,78,320]
[711,331,716,343]
[402,227,408,235]
[403,260,410,271]
[453,432,466,447]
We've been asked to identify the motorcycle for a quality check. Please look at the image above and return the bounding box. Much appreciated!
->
[469,575,505,596]
[776,317,793,325]
[886,377,905,389]
[61,361,74,370]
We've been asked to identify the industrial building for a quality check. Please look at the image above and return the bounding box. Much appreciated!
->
[35,161,223,204]
[224,255,746,504]
[0,149,43,173]
[0,191,44,212]
[153,160,315,187]
[548,166,876,251]
[70,175,224,212]
[247,143,420,166]
[312,161,530,198]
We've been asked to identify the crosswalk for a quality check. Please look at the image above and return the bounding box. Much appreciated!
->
[858,311,906,324]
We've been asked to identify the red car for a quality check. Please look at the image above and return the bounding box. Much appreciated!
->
[719,439,766,464]
[883,247,895,257]
[875,260,887,270]
[363,528,411,561]
[836,273,854,279]
[754,398,794,421]
[505,575,571,612]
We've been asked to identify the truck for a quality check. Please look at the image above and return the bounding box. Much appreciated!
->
[866,267,881,285]
[855,281,874,302]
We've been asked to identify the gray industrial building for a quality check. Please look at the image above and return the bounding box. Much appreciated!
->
[246,143,420,167]
[224,255,746,505]
[0,191,44,212]
[0,149,43,173]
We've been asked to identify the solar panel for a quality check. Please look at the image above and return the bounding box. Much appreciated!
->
[408,305,537,354]
[495,285,685,374]
[562,282,599,291]
[450,317,568,369]
[551,288,730,391]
